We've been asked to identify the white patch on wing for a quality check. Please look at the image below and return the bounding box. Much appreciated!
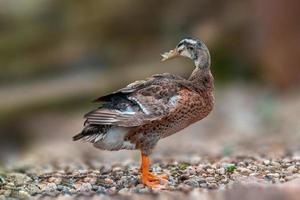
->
[169,95,179,106]
[128,97,150,115]
[122,106,136,115]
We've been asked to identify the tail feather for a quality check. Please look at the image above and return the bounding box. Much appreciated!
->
[73,125,109,142]
[73,133,85,141]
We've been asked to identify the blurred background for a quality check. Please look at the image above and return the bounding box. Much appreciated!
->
[0,0,300,166]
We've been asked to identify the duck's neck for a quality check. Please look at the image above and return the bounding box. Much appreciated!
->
[189,67,214,91]
[188,52,213,91]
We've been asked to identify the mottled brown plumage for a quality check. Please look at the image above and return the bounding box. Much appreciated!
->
[73,37,214,188]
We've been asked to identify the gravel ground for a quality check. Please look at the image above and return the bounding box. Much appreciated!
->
[1,155,300,199]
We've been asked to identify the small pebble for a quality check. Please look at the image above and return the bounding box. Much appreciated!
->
[96,186,106,194]
[263,160,271,165]
[104,178,114,186]
[187,166,196,175]
[206,169,215,174]
[205,177,214,182]
[183,178,199,188]
[45,183,57,193]
[199,183,208,188]
[118,188,130,195]
[80,182,92,193]
[216,168,226,175]
[239,167,251,175]
[207,182,218,189]
[106,187,117,195]
[178,183,192,192]
[287,166,297,173]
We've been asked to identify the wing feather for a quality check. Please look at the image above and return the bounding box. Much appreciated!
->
[85,73,196,127]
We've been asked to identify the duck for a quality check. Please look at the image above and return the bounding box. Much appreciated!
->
[73,37,214,188]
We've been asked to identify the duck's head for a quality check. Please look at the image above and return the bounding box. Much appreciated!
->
[161,37,210,69]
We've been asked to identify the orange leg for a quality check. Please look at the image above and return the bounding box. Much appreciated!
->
[140,153,168,188]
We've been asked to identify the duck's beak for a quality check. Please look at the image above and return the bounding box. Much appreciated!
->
[161,48,179,62]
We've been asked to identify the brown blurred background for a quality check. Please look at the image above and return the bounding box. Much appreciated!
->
[0,0,300,166]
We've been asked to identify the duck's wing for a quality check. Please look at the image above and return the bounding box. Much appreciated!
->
[85,73,194,127]
[93,73,186,102]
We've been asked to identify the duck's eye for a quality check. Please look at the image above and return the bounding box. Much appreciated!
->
[187,46,194,50]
